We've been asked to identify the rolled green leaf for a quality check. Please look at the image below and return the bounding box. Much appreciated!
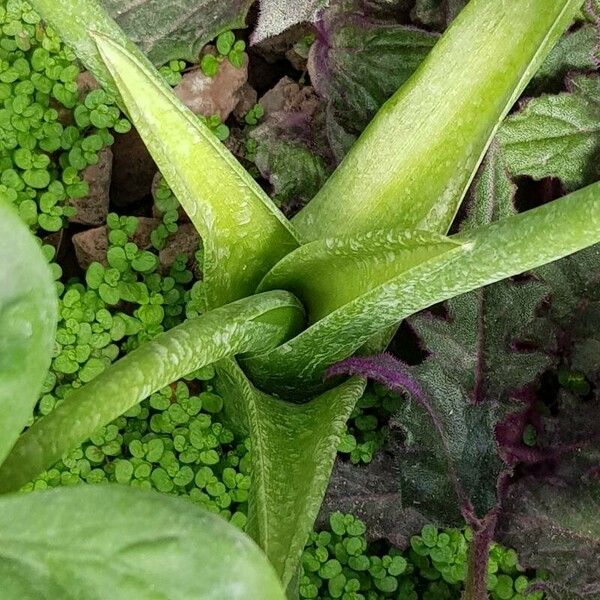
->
[215,358,365,589]
[0,202,56,467]
[29,0,299,308]
[0,485,285,600]
[257,229,461,324]
[292,0,584,242]
[0,291,304,493]
[246,182,600,398]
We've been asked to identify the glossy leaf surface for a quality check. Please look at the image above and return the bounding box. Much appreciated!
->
[293,0,584,241]
[247,181,600,397]
[215,359,365,589]
[0,292,303,493]
[258,229,461,324]
[0,202,56,467]
[0,485,285,600]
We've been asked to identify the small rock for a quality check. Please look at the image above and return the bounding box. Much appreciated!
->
[259,76,320,117]
[252,23,314,63]
[174,56,249,122]
[69,147,112,226]
[110,129,157,207]
[77,71,100,97]
[72,217,160,270]
[159,223,200,270]
[223,127,247,161]
[233,83,258,122]
[285,47,308,72]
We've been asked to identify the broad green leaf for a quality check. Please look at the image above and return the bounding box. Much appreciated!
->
[0,485,285,600]
[0,202,56,467]
[101,0,253,65]
[245,181,600,398]
[0,291,303,493]
[94,33,299,307]
[29,0,299,308]
[215,358,365,589]
[293,0,584,242]
[499,74,600,191]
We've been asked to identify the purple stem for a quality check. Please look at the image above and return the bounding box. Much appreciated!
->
[463,511,497,600]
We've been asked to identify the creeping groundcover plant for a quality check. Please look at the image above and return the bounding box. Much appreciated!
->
[0,0,599,598]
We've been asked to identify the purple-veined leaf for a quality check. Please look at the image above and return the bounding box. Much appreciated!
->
[308,2,437,160]
[498,478,600,599]
[499,74,600,192]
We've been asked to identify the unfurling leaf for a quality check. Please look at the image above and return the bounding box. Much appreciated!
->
[0,485,285,600]
[248,177,600,397]
[215,359,365,590]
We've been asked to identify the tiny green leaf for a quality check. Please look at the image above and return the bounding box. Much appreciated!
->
[0,201,56,467]
[0,485,285,599]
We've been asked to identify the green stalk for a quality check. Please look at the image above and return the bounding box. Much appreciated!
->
[293,0,584,242]
[0,292,304,493]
